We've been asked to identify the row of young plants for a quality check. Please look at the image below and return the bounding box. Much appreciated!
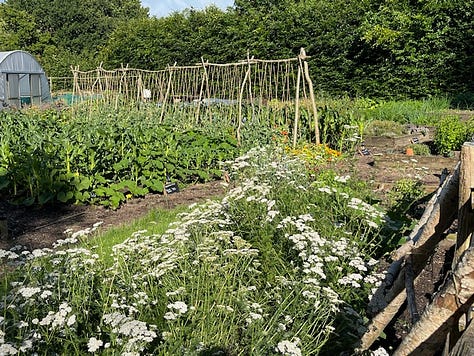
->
[0,146,400,355]
[1,96,467,209]
[0,108,240,208]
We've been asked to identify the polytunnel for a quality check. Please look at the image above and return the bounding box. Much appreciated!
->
[0,50,51,109]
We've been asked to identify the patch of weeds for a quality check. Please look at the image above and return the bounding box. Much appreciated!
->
[387,179,426,217]
[364,120,406,137]
[407,143,431,156]
[433,116,468,156]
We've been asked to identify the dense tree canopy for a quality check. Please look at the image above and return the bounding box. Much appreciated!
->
[0,0,147,75]
[0,0,472,100]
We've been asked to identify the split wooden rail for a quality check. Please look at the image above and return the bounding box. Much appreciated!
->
[358,141,474,355]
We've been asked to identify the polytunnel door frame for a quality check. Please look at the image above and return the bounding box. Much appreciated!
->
[30,74,41,105]
[5,72,43,108]
[5,73,20,108]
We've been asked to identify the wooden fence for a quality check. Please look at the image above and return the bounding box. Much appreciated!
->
[58,48,319,146]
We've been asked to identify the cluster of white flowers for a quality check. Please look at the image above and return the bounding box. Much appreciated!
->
[334,175,350,183]
[17,286,41,299]
[338,273,364,288]
[371,346,390,356]
[102,312,157,351]
[164,301,188,321]
[87,337,104,353]
[347,197,386,228]
[276,339,302,356]
[0,146,394,355]
[61,221,103,242]
[0,249,20,260]
[34,302,76,331]
[245,302,264,325]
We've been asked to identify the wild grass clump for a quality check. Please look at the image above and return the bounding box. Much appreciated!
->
[0,146,400,355]
[363,120,407,138]
[357,97,450,126]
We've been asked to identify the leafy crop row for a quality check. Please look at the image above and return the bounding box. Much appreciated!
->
[0,109,238,208]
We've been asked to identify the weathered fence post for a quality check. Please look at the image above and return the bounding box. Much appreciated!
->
[300,48,320,145]
[454,141,474,265]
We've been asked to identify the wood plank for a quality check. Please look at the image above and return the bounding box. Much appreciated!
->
[450,318,474,356]
[393,248,474,355]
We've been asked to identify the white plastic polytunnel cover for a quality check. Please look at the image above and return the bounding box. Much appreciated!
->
[0,50,51,109]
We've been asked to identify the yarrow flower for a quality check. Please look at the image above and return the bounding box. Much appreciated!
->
[0,343,18,355]
[371,346,390,356]
[87,337,103,353]
[334,175,350,183]
[18,287,41,299]
[167,301,188,314]
[276,340,302,356]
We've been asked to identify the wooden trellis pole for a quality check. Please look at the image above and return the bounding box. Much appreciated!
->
[195,58,208,124]
[237,56,253,146]
[300,48,320,145]
[159,62,177,123]
[293,58,302,148]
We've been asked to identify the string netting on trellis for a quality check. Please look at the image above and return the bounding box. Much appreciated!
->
[71,55,314,144]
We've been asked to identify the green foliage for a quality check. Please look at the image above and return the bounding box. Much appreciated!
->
[1,0,148,76]
[384,178,427,248]
[408,143,431,156]
[317,104,362,152]
[2,0,473,97]
[433,116,468,156]
[357,0,474,98]
[358,98,450,125]
[0,108,239,209]
[364,120,406,137]
[451,92,474,110]
[387,178,425,216]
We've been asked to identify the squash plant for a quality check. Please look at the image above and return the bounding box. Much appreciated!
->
[0,109,239,209]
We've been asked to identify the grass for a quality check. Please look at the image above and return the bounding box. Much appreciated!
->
[89,205,191,266]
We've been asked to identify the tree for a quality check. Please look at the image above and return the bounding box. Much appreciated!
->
[2,0,148,76]
[0,4,44,49]
[101,6,246,69]
[356,0,474,98]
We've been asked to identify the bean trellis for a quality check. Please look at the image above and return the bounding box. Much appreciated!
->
[70,48,320,146]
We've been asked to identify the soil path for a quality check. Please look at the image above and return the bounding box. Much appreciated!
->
[0,181,225,251]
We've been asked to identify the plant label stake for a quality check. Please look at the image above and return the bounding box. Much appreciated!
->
[165,175,179,194]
